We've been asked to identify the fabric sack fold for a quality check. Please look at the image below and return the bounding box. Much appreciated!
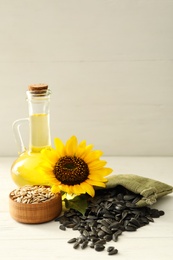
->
[104,174,173,207]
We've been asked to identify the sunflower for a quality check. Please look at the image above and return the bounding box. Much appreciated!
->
[37,136,113,197]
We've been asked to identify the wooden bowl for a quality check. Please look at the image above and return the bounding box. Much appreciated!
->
[9,190,62,224]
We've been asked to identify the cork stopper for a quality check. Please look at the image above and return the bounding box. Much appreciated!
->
[28,83,48,93]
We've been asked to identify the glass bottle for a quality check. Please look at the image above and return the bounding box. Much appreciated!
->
[11,84,51,186]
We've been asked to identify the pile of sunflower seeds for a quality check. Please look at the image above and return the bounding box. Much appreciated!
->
[55,186,164,255]
[10,185,55,204]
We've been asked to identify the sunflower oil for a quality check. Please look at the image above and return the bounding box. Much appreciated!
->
[29,113,51,152]
[11,84,51,187]
[11,151,43,186]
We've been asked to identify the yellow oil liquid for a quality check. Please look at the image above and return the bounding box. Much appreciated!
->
[11,113,51,187]
[11,151,43,186]
[29,113,51,152]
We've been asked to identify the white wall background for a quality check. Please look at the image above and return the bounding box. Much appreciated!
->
[0,0,173,157]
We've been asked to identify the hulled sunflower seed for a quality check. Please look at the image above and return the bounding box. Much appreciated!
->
[10,185,55,204]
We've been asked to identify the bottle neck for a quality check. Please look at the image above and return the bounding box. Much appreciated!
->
[27,90,51,153]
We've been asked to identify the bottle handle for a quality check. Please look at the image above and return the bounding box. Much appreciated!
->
[12,118,29,154]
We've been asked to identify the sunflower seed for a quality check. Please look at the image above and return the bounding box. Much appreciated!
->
[73,241,80,249]
[123,194,136,201]
[81,240,88,249]
[109,221,120,229]
[146,216,154,222]
[98,230,106,238]
[101,226,112,235]
[132,196,141,204]
[150,209,161,218]
[107,246,114,252]
[125,225,137,232]
[95,239,106,245]
[89,242,95,248]
[159,210,165,216]
[10,185,55,204]
[56,186,164,255]
[67,238,77,243]
[95,244,105,252]
[108,248,118,255]
[82,230,90,237]
[129,218,141,227]
[59,224,66,231]
[112,230,122,242]
[104,234,112,242]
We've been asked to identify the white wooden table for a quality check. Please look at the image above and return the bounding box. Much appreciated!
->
[1,157,173,260]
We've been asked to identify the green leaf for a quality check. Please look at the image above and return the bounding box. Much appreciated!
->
[64,194,88,215]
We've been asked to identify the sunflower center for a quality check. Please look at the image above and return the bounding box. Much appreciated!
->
[54,156,89,185]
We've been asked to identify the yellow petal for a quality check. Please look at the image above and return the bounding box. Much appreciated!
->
[85,179,106,188]
[88,175,108,183]
[89,167,113,177]
[80,182,95,197]
[54,137,65,157]
[65,136,78,156]
[51,185,60,193]
[78,140,87,148]
[74,139,86,157]
[76,144,93,158]
[38,163,53,172]
[71,184,85,195]
[88,160,107,169]
[41,148,58,163]
[83,150,103,164]
[59,184,73,194]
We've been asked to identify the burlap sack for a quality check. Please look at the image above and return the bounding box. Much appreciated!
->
[105,174,173,207]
